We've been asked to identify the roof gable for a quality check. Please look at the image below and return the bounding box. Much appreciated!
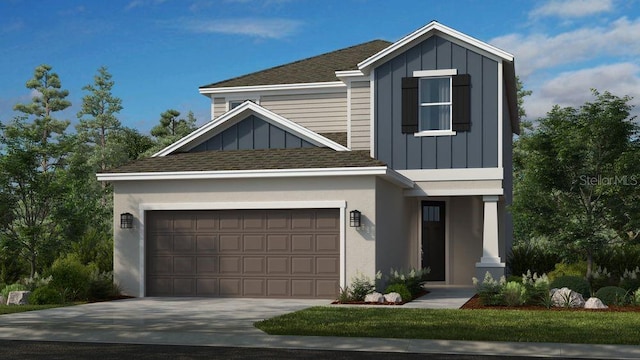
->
[153,101,349,157]
[358,21,514,73]
[200,40,391,89]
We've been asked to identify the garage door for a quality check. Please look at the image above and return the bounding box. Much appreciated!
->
[145,209,340,298]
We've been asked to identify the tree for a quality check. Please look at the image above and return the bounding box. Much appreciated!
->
[149,109,197,152]
[512,90,639,278]
[76,66,124,172]
[0,64,72,277]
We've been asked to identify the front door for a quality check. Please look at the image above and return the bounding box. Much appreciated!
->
[422,201,445,281]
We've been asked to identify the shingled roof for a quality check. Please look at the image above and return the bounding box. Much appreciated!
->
[106,148,385,174]
[200,40,391,89]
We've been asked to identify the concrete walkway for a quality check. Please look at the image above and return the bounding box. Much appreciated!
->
[0,287,639,359]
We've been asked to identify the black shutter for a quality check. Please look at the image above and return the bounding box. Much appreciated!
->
[401,77,419,133]
[452,74,471,132]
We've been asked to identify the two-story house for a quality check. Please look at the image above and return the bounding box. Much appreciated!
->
[98,21,518,298]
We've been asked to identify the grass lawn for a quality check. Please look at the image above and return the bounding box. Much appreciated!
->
[255,307,640,345]
[0,304,67,315]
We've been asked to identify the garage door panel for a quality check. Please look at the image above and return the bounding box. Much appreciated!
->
[174,235,195,252]
[316,234,339,252]
[196,256,218,274]
[219,235,241,252]
[243,235,265,252]
[196,278,218,295]
[146,209,339,298]
[173,256,195,274]
[219,278,241,296]
[219,256,241,274]
[243,257,265,274]
[266,235,289,252]
[196,235,218,251]
[291,235,313,252]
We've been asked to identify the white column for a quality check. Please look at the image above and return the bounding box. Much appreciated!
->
[476,196,505,272]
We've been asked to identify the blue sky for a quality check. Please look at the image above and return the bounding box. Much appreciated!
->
[1,0,639,133]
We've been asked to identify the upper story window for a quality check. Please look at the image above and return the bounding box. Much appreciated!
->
[402,69,470,136]
[227,97,259,111]
[419,77,451,131]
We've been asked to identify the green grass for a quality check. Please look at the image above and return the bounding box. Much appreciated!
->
[255,307,640,345]
[0,304,67,315]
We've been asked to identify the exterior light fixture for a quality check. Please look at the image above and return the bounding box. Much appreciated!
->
[349,210,361,228]
[120,212,134,229]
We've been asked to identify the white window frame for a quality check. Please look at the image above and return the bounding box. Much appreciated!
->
[413,69,457,137]
[226,96,260,111]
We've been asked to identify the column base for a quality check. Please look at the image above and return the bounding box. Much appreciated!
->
[475,262,506,281]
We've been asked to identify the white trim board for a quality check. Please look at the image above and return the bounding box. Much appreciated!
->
[397,168,503,181]
[98,166,415,189]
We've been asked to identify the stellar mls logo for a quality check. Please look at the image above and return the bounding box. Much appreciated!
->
[579,175,639,186]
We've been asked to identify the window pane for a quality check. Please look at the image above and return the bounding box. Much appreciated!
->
[420,105,451,130]
[420,78,450,103]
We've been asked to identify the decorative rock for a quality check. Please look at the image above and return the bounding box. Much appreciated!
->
[7,291,31,305]
[364,292,384,303]
[551,287,585,308]
[384,292,403,303]
[585,297,608,309]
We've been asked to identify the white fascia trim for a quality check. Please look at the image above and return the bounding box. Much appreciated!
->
[397,168,504,181]
[335,70,366,80]
[405,187,504,197]
[369,73,376,158]
[358,21,514,72]
[98,166,415,188]
[152,101,349,156]
[140,200,346,211]
[413,69,457,77]
[199,81,346,95]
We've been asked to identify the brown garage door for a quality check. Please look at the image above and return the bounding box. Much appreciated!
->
[145,209,340,298]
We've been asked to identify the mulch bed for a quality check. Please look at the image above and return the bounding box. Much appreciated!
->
[460,294,640,312]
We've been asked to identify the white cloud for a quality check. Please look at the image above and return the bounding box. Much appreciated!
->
[125,0,168,11]
[491,17,640,79]
[524,63,640,119]
[183,18,302,39]
[530,0,614,18]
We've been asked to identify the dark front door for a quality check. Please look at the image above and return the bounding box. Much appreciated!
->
[422,201,445,281]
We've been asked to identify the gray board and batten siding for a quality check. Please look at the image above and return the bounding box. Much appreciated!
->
[375,35,499,170]
[190,115,315,152]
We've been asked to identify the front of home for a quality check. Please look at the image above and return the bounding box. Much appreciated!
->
[98,21,518,298]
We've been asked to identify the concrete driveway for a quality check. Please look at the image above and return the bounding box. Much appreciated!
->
[0,297,329,347]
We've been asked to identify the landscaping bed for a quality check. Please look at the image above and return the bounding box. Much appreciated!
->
[461,294,640,312]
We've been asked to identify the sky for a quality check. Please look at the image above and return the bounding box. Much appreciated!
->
[1,0,639,134]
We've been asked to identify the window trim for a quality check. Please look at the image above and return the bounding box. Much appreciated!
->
[413,69,458,136]
[226,96,259,111]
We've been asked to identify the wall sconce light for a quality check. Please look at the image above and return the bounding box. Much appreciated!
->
[349,210,361,228]
[120,212,134,229]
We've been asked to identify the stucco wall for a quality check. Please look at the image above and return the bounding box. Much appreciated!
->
[112,176,380,297]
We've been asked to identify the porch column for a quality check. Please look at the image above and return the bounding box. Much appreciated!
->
[476,195,505,279]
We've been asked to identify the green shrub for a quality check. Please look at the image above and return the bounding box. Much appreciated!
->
[506,275,522,283]
[521,270,551,306]
[30,286,61,305]
[349,272,376,301]
[595,286,629,306]
[385,267,430,297]
[502,281,526,306]
[549,275,590,298]
[88,270,119,301]
[337,286,352,302]
[1,283,27,299]
[473,272,505,306]
[589,266,615,292]
[384,283,411,302]
[508,239,561,277]
[548,262,587,281]
[632,289,640,306]
[619,267,640,292]
[594,244,640,277]
[48,255,91,302]
[21,273,53,291]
